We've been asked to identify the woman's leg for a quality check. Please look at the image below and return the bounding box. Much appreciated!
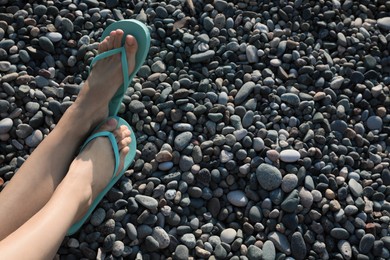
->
[0,119,131,260]
[0,30,139,240]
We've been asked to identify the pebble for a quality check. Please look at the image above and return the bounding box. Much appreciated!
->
[220,228,237,244]
[349,179,363,197]
[25,130,43,147]
[152,226,170,249]
[262,240,275,260]
[174,244,189,260]
[268,231,291,254]
[180,233,196,249]
[291,232,307,260]
[366,116,382,130]
[359,234,375,254]
[90,208,106,226]
[338,240,352,260]
[227,190,248,207]
[256,164,282,191]
[247,245,263,260]
[279,149,300,162]
[135,195,158,211]
[0,118,13,134]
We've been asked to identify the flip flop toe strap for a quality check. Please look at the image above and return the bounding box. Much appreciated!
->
[89,46,129,90]
[80,131,120,178]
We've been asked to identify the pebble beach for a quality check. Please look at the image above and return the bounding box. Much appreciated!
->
[1,0,390,259]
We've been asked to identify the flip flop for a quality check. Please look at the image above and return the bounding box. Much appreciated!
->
[67,116,137,235]
[90,19,150,116]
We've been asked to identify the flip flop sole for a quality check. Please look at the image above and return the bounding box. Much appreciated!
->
[67,117,136,235]
[98,19,151,116]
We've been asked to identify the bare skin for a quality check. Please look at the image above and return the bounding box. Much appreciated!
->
[0,118,131,260]
[0,29,138,240]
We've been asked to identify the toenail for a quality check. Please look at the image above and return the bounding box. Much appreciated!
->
[106,118,117,127]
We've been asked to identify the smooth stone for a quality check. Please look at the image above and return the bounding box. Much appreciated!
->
[0,118,13,134]
[281,174,298,193]
[253,137,265,151]
[330,228,350,240]
[281,189,299,212]
[180,233,196,249]
[189,50,215,63]
[25,130,43,147]
[174,244,189,260]
[330,76,344,89]
[291,232,307,260]
[247,245,263,260]
[128,100,145,113]
[267,231,291,254]
[46,32,62,42]
[366,116,382,130]
[246,45,258,63]
[248,205,262,223]
[256,164,282,191]
[377,17,390,31]
[112,241,124,257]
[359,234,375,254]
[338,240,352,260]
[0,61,11,72]
[220,228,237,244]
[227,190,248,207]
[152,226,170,249]
[39,36,54,53]
[214,244,227,259]
[349,179,363,197]
[262,240,275,260]
[235,82,255,105]
[90,208,106,226]
[280,93,300,107]
[174,131,192,151]
[135,195,158,211]
[280,149,300,162]
[126,223,137,240]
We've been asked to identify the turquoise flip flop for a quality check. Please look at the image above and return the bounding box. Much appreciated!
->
[90,19,150,116]
[67,116,136,235]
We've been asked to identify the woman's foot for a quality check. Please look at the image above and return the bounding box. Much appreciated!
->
[73,29,139,129]
[62,118,132,220]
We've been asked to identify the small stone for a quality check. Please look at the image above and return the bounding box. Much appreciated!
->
[181,233,196,249]
[359,234,375,254]
[112,241,125,257]
[220,228,237,244]
[377,17,390,31]
[349,179,363,197]
[262,240,275,260]
[174,132,193,151]
[366,116,382,130]
[0,118,13,134]
[0,61,11,72]
[280,149,300,162]
[152,226,170,249]
[281,174,298,193]
[189,50,215,63]
[135,195,158,211]
[267,231,291,254]
[281,93,300,107]
[90,208,106,226]
[291,232,307,260]
[227,190,248,207]
[247,245,263,260]
[338,240,352,260]
[246,45,258,63]
[46,32,62,42]
[256,164,282,191]
[25,130,43,147]
[235,82,255,105]
[174,244,189,260]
